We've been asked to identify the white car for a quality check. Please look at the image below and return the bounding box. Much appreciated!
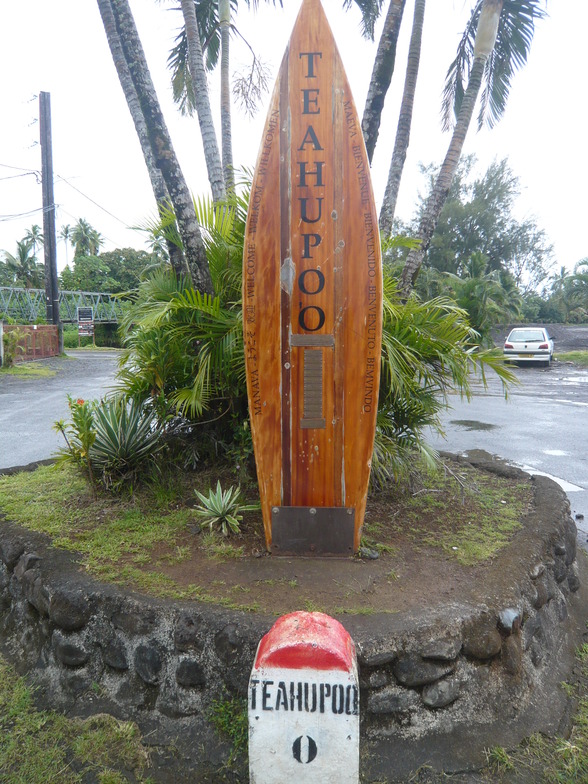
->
[503,327,554,366]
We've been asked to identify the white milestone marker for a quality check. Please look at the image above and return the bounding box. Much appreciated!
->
[248,611,359,783]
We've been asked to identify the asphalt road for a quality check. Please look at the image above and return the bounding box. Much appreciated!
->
[0,350,120,470]
[2,349,587,548]
[426,360,588,546]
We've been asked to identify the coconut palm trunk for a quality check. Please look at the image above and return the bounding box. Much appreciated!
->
[361,0,406,165]
[379,0,426,237]
[400,0,503,297]
[219,0,235,195]
[180,0,226,203]
[97,0,185,278]
[106,0,213,295]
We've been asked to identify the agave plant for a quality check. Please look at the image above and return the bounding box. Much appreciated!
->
[90,398,162,488]
[194,481,259,537]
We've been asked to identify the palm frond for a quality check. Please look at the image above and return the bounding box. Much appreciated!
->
[442,0,546,131]
[343,0,387,40]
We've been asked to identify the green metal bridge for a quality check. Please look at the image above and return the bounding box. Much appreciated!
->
[0,287,123,324]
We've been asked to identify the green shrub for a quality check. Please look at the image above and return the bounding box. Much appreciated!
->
[53,397,97,486]
[90,398,162,489]
[1,326,27,367]
[54,397,162,491]
[194,481,259,536]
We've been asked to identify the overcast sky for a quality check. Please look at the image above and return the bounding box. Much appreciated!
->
[1,0,584,277]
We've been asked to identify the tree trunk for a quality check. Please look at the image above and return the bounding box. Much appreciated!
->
[379,0,426,238]
[96,0,185,278]
[361,0,406,164]
[400,0,503,297]
[180,0,226,203]
[108,0,213,294]
[219,0,234,195]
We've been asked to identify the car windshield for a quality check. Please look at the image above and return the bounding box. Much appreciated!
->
[508,330,546,343]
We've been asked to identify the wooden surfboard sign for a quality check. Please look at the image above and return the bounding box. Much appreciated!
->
[243,0,383,555]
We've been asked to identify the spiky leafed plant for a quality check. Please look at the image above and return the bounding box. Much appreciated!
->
[90,398,162,489]
[194,480,259,536]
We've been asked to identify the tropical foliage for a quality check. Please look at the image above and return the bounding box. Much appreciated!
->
[53,396,162,491]
[372,271,513,485]
[59,248,163,293]
[1,238,44,289]
[105,189,515,490]
[194,480,260,536]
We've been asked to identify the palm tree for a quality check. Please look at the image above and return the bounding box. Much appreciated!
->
[71,219,103,258]
[360,0,407,164]
[178,0,226,202]
[444,252,520,341]
[168,0,276,197]
[98,0,213,294]
[60,224,71,268]
[441,0,546,132]
[400,0,545,297]
[3,239,44,289]
[378,0,425,236]
[96,0,186,278]
[24,225,44,260]
[219,0,234,194]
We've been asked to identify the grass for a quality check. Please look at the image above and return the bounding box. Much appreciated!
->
[0,658,152,783]
[208,697,248,767]
[369,462,532,566]
[0,458,534,613]
[0,362,56,378]
[0,459,586,780]
[557,351,588,367]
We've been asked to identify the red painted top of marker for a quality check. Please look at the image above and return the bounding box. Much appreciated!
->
[254,611,356,671]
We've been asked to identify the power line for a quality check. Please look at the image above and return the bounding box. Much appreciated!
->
[0,162,39,173]
[56,175,131,226]
[0,162,140,249]
[0,206,51,223]
[0,172,39,183]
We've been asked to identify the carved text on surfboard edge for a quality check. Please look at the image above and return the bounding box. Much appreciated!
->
[246,109,279,418]
[259,109,279,179]
[363,211,379,412]
[343,99,358,138]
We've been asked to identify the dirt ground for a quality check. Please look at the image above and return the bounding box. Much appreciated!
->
[108,458,534,618]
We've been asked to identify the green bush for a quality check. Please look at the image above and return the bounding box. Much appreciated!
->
[194,481,259,536]
[54,397,162,491]
[91,398,162,489]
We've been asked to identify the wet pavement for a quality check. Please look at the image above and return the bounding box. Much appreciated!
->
[2,350,588,549]
[427,361,588,548]
[0,350,119,470]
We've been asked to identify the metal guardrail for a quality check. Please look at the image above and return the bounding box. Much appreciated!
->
[0,287,123,323]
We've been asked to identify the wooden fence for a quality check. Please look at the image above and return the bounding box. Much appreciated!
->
[0,324,59,365]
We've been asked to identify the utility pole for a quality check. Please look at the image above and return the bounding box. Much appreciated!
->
[39,91,62,347]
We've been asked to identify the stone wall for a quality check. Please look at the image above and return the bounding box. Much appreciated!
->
[0,463,586,782]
